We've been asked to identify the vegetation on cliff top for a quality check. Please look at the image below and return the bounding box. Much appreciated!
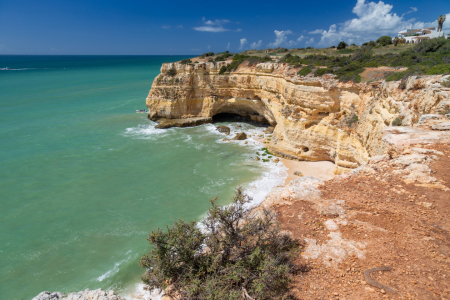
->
[178,36,450,83]
[278,37,450,82]
[140,188,301,300]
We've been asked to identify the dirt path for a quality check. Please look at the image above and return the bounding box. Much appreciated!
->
[360,67,407,82]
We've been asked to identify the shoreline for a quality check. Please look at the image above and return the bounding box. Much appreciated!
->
[126,123,335,300]
[281,159,335,185]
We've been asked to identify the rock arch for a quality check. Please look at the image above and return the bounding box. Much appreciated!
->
[209,97,276,126]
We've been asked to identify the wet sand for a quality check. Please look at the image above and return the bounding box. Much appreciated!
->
[281,159,335,184]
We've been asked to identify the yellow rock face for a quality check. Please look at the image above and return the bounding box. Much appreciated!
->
[147,62,450,174]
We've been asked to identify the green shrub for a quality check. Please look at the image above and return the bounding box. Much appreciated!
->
[140,188,300,300]
[351,46,373,62]
[215,53,233,61]
[347,114,358,126]
[392,117,402,126]
[166,67,177,77]
[298,66,313,76]
[337,48,355,54]
[385,71,407,81]
[314,68,334,77]
[337,41,348,50]
[180,59,192,65]
[334,62,364,82]
[219,66,228,75]
[201,52,215,58]
[413,37,447,53]
[362,41,377,47]
[425,64,450,75]
[439,106,450,114]
[442,78,450,87]
[376,36,393,46]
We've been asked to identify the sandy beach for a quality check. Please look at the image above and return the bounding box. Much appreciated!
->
[281,158,335,184]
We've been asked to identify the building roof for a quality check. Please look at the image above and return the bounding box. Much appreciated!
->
[399,27,435,34]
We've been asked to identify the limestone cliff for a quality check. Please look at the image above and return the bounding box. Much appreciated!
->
[146,61,450,174]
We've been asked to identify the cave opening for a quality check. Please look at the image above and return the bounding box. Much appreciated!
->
[212,113,270,126]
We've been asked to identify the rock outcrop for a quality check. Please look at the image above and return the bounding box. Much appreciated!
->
[146,61,450,174]
[32,289,124,300]
[216,125,231,135]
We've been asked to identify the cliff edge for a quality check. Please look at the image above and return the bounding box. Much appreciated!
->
[146,61,450,174]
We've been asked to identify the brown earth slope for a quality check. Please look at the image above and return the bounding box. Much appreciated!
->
[264,129,450,299]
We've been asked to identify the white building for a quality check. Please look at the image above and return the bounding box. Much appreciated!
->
[397,27,446,43]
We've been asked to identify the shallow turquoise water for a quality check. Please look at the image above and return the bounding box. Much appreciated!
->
[0,56,276,299]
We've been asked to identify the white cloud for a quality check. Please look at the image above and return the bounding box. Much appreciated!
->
[403,7,418,16]
[239,38,248,50]
[161,25,171,29]
[207,45,211,49]
[306,38,315,45]
[194,19,232,32]
[226,42,230,50]
[250,40,263,49]
[236,28,242,32]
[268,30,307,48]
[309,29,324,34]
[316,0,450,46]
[268,30,293,47]
[176,25,183,29]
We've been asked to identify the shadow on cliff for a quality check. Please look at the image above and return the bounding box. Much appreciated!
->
[212,113,270,127]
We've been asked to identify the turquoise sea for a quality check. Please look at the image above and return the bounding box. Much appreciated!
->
[0,56,286,299]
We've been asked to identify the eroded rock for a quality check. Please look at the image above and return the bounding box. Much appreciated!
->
[232,132,247,140]
[216,125,231,135]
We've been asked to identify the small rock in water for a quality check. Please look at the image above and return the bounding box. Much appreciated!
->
[273,158,279,163]
[294,171,304,177]
[236,124,241,127]
[232,132,247,140]
[216,125,231,135]
[244,141,248,144]
[255,156,260,161]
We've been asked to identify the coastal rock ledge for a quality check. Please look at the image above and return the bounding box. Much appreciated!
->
[146,61,450,174]
[32,288,124,300]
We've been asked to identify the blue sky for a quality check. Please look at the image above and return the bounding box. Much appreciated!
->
[0,0,449,55]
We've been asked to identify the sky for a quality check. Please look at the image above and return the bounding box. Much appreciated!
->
[0,0,449,55]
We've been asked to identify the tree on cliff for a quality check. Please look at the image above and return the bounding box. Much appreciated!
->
[337,41,348,49]
[376,36,393,46]
[437,14,446,32]
[140,188,302,300]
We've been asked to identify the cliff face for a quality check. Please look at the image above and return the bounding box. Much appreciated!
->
[146,61,450,174]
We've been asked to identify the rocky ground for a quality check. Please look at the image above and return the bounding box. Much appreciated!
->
[262,124,450,300]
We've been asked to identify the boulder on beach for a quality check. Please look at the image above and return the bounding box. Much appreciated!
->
[232,132,247,140]
[294,171,304,177]
[264,126,274,134]
[216,125,231,135]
